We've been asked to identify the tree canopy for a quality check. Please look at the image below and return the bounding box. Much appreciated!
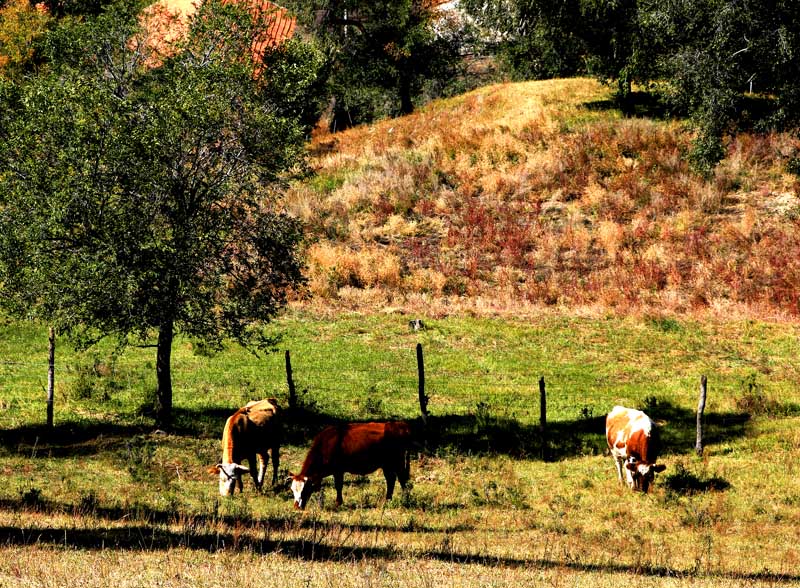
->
[463,0,800,170]
[288,0,467,129]
[0,0,326,428]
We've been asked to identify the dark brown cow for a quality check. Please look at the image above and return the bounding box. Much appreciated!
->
[606,405,666,493]
[210,398,281,496]
[289,421,411,509]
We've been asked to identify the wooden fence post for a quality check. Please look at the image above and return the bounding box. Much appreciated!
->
[285,350,296,410]
[696,374,707,456]
[417,343,428,425]
[46,327,55,429]
[539,376,548,461]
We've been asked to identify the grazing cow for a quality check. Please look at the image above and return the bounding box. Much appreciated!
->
[606,405,666,493]
[290,421,411,510]
[210,398,281,496]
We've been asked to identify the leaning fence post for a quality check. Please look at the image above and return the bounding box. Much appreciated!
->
[539,376,548,461]
[696,374,707,456]
[46,327,55,429]
[285,350,296,410]
[417,343,428,425]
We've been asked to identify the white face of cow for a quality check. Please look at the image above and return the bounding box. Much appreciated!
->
[625,460,666,493]
[216,463,249,497]
[290,475,314,510]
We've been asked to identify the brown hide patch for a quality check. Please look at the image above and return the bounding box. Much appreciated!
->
[606,411,633,448]
[245,399,278,427]
[625,429,650,462]
[298,421,411,478]
[220,411,243,464]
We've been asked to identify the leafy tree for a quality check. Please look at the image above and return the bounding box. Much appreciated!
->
[461,0,588,81]
[290,0,466,128]
[640,0,800,171]
[0,0,51,79]
[465,0,800,171]
[0,0,326,428]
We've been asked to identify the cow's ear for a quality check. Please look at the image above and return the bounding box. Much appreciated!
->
[625,461,637,471]
[208,465,221,475]
[234,464,250,474]
[653,464,667,473]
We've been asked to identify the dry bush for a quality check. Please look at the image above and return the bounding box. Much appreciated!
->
[405,268,447,295]
[306,242,402,298]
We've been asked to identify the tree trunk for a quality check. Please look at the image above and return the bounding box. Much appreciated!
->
[155,319,174,430]
[46,327,55,429]
[399,73,414,115]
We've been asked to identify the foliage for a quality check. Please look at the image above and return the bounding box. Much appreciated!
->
[290,0,467,128]
[461,0,588,80]
[0,0,326,428]
[464,0,800,170]
[0,0,51,78]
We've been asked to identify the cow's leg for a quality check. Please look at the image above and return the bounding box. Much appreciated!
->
[398,452,410,490]
[270,444,280,486]
[333,472,344,507]
[248,453,263,491]
[613,456,625,482]
[384,469,397,500]
[255,453,267,491]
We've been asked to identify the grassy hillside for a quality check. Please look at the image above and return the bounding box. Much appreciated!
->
[287,78,800,320]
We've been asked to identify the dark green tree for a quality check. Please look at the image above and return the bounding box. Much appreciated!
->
[290,0,466,128]
[462,0,588,81]
[639,0,800,171]
[0,0,326,428]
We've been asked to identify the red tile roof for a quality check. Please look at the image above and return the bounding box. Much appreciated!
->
[139,0,295,68]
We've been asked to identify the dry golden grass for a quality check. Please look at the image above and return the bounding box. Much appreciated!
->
[2,444,799,587]
[288,78,800,322]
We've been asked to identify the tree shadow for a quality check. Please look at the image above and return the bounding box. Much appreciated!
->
[0,398,753,467]
[662,463,731,495]
[0,495,472,537]
[584,91,678,120]
[415,398,751,464]
[583,90,783,131]
[0,515,797,584]
[0,422,150,458]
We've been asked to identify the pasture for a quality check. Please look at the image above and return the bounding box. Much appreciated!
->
[1,311,799,587]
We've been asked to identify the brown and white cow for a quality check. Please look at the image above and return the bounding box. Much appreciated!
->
[289,421,411,509]
[606,405,666,493]
[210,398,281,496]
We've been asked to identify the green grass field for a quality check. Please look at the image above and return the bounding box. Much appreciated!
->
[1,311,799,587]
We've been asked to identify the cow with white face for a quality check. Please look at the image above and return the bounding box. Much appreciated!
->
[210,399,281,496]
[606,405,666,493]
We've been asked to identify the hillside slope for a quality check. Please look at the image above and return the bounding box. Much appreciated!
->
[286,78,800,320]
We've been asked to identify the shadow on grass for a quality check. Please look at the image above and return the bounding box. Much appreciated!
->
[0,398,754,466]
[0,422,150,458]
[415,398,751,463]
[663,463,732,495]
[0,495,472,537]
[584,91,677,120]
[0,515,797,583]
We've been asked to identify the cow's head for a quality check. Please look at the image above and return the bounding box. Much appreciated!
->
[210,463,250,496]
[288,473,317,510]
[625,458,666,493]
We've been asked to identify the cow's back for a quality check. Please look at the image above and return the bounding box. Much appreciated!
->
[303,421,409,477]
[606,405,658,462]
